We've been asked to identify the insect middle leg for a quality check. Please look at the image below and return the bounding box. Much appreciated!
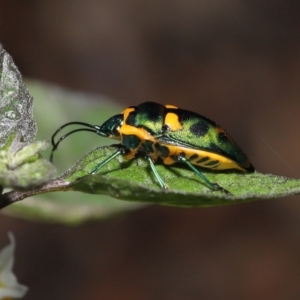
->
[145,156,168,189]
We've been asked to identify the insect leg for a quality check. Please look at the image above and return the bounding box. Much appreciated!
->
[145,156,169,189]
[177,155,231,195]
[90,146,128,174]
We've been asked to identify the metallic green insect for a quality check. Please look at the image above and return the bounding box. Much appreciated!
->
[50,102,254,194]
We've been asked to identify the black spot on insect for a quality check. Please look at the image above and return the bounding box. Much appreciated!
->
[134,102,165,124]
[197,157,209,164]
[218,132,229,142]
[142,140,155,153]
[190,154,199,161]
[122,134,140,150]
[154,143,169,158]
[190,121,210,137]
[205,160,219,166]
[161,124,170,133]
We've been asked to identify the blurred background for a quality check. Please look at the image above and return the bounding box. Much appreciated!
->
[1,0,300,299]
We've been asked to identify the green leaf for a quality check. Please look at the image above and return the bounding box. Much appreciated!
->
[62,146,300,206]
[0,49,37,149]
[0,136,55,189]
[0,50,54,189]
[3,146,300,213]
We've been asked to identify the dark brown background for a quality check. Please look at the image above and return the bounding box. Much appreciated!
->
[1,1,300,299]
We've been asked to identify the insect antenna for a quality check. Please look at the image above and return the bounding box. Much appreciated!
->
[50,122,99,163]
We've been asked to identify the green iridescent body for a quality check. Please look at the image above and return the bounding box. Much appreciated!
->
[101,102,254,172]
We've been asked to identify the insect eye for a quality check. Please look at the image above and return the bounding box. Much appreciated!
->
[112,125,120,135]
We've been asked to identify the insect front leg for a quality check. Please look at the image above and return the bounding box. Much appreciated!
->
[90,145,131,174]
[176,155,231,195]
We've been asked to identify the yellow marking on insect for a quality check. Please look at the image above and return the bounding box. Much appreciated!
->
[162,145,246,171]
[164,112,183,131]
[165,104,178,109]
[119,124,157,156]
[122,107,135,121]
[120,124,154,140]
[123,151,135,160]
